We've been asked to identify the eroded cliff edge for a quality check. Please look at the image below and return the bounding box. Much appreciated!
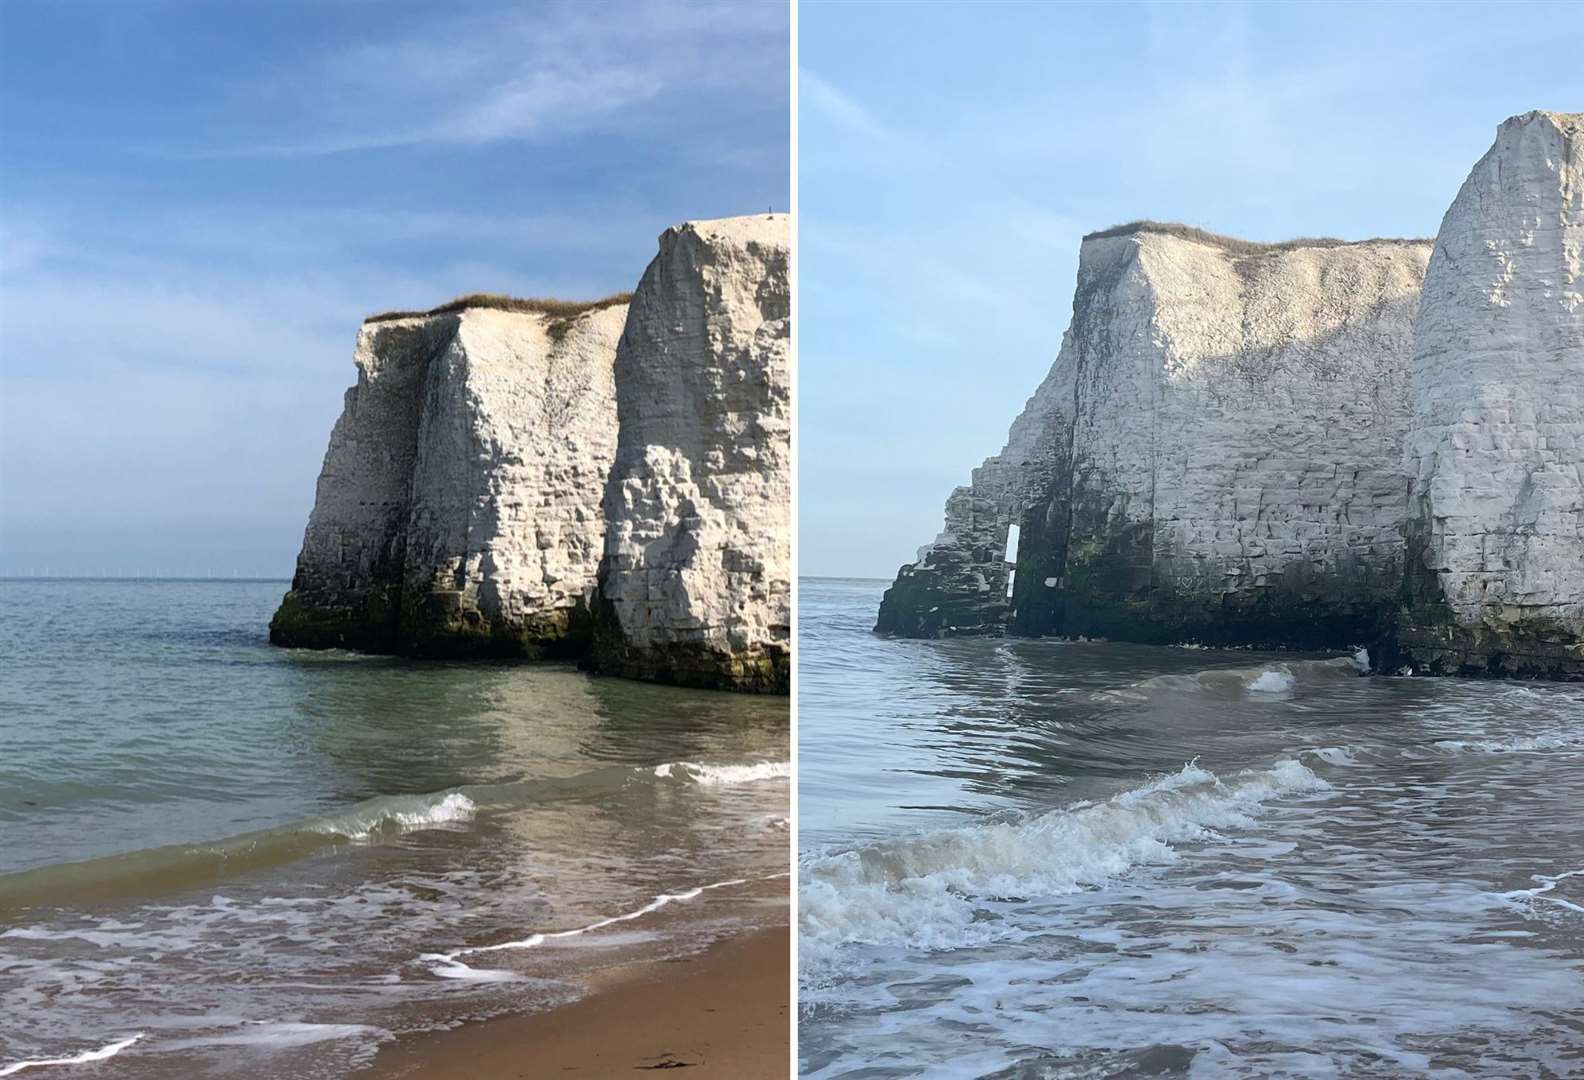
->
[879,110,1583,679]
[1389,111,1584,678]
[271,215,790,692]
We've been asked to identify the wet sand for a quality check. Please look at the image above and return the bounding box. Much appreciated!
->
[360,927,790,1079]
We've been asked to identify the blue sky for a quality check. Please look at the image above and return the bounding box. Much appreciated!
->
[799,0,1584,579]
[0,0,788,578]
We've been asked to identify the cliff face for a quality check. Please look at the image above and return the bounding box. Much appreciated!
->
[879,226,1431,647]
[272,215,790,692]
[881,110,1584,679]
[1393,111,1584,677]
[593,215,791,691]
[271,303,626,656]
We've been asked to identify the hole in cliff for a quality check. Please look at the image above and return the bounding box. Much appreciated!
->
[1004,524,1020,598]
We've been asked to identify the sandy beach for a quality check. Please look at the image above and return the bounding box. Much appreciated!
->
[360,927,790,1079]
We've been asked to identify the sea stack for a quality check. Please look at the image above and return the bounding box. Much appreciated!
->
[879,225,1432,648]
[271,214,790,691]
[1392,111,1584,677]
[270,299,628,656]
[593,215,792,691]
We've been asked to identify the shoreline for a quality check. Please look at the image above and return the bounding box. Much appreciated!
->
[359,926,789,1079]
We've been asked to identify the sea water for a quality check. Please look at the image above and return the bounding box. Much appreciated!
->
[0,579,789,1077]
[799,578,1584,1078]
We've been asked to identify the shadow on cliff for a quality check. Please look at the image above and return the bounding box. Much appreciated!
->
[884,302,1424,657]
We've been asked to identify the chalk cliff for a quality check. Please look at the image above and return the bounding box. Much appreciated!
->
[1392,111,1584,678]
[271,299,627,656]
[881,110,1584,679]
[879,225,1432,648]
[593,215,792,691]
[272,214,791,692]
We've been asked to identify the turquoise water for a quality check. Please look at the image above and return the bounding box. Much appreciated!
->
[0,580,789,1077]
[799,577,1584,1078]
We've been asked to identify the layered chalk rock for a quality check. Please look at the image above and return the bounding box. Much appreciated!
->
[593,215,791,691]
[879,224,1432,647]
[271,300,627,656]
[1392,111,1584,678]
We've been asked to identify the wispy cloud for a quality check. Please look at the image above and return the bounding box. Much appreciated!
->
[800,71,894,144]
[190,0,787,158]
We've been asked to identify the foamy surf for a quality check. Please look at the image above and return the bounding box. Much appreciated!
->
[1245,667,1296,693]
[799,577,1584,1078]
[420,876,753,979]
[1504,869,1584,917]
[1434,731,1584,754]
[0,1035,143,1077]
[799,757,1331,979]
[161,1022,386,1051]
[651,760,791,785]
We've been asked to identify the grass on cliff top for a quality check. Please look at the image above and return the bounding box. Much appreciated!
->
[1084,220,1430,254]
[364,292,632,325]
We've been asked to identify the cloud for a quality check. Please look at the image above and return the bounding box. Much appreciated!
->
[189,0,788,158]
[800,71,892,143]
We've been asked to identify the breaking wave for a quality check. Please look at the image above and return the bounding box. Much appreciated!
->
[652,760,791,785]
[312,791,477,838]
[0,790,478,913]
[1246,668,1297,693]
[799,757,1331,983]
[0,756,784,913]
[1104,653,1368,703]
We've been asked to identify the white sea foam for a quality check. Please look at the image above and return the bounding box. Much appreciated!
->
[1503,869,1584,916]
[1303,746,1358,767]
[420,877,751,979]
[312,791,476,840]
[1246,668,1296,694]
[1433,731,1584,754]
[799,758,1331,981]
[0,1035,143,1077]
[651,760,791,786]
[162,1022,385,1051]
